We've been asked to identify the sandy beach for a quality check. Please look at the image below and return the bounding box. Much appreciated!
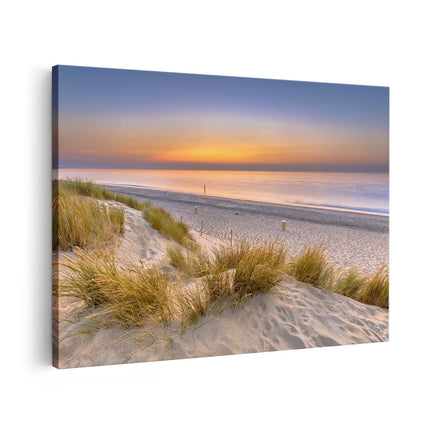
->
[104,184,389,274]
[55,195,389,368]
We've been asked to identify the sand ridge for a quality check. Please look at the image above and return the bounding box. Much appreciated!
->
[56,200,388,368]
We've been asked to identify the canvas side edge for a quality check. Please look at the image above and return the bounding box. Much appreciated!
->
[52,66,60,368]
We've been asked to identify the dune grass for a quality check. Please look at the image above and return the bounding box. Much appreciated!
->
[333,267,367,299]
[287,243,335,288]
[175,285,209,329]
[168,240,289,306]
[215,240,289,300]
[61,242,388,338]
[166,240,289,327]
[287,243,389,308]
[329,265,388,308]
[61,248,214,331]
[53,179,195,251]
[141,201,195,249]
[61,249,174,327]
[167,244,210,277]
[53,181,125,251]
[61,249,116,308]
[331,265,389,308]
[166,244,195,276]
[356,265,389,308]
[169,241,388,309]
[57,178,388,337]
[58,179,143,210]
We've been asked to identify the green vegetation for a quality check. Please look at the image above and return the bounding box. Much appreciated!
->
[356,265,389,308]
[175,285,209,329]
[213,240,289,300]
[61,248,216,330]
[59,239,288,331]
[166,244,192,274]
[141,201,195,248]
[61,240,388,336]
[168,240,389,310]
[287,243,335,288]
[61,249,174,327]
[287,243,388,308]
[56,179,389,338]
[53,179,195,251]
[53,181,125,251]
[57,179,143,210]
[168,240,288,306]
[333,267,366,299]
[331,264,389,308]
[166,244,209,277]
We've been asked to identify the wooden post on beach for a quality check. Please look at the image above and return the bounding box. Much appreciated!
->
[281,220,286,231]
[204,184,206,195]
[180,216,183,224]
[230,229,233,247]
[194,206,198,214]
[200,220,203,236]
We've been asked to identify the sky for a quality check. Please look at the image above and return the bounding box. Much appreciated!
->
[53,65,389,172]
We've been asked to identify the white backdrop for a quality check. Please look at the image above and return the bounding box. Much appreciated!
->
[1,1,429,429]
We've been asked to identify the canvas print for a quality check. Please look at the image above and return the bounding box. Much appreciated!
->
[52,65,389,369]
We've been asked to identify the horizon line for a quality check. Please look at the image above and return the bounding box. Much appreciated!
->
[53,164,389,173]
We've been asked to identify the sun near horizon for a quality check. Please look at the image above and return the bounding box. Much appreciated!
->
[53,65,389,173]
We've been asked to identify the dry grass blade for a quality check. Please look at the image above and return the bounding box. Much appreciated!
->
[168,239,288,305]
[357,264,389,308]
[289,244,389,308]
[175,285,210,331]
[53,183,125,251]
[167,244,210,277]
[333,268,367,299]
[142,201,195,249]
[287,243,334,288]
[53,179,196,250]
[60,249,175,328]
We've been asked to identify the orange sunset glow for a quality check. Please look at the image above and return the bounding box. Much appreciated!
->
[54,67,389,172]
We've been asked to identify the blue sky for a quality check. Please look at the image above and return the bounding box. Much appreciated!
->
[54,65,389,171]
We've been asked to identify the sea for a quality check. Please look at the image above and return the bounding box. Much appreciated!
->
[55,169,389,216]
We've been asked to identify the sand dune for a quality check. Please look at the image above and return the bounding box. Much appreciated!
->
[58,276,388,368]
[56,200,388,369]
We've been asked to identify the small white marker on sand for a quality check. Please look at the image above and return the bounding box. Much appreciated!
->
[281,220,286,231]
